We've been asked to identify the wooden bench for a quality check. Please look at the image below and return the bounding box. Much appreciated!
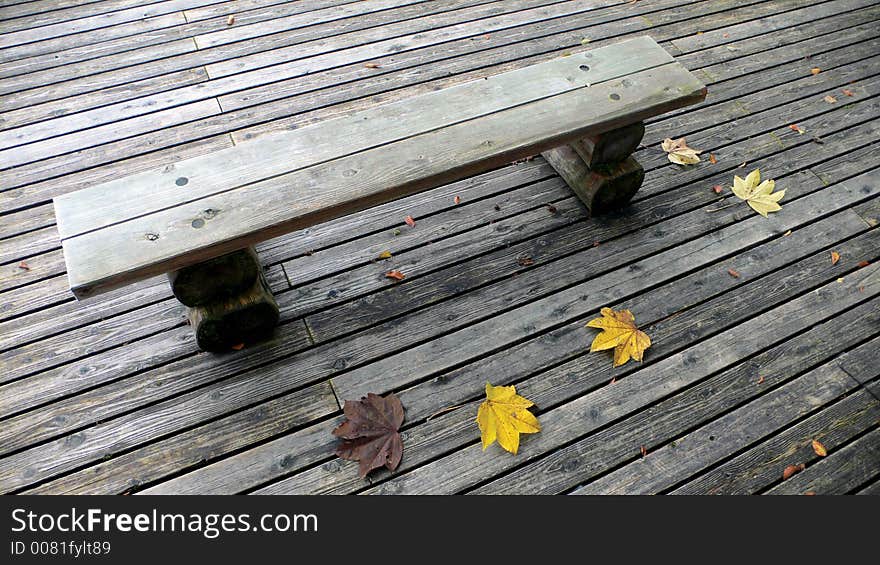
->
[54,36,706,352]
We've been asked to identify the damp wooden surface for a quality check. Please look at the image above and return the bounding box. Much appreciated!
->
[1,0,879,495]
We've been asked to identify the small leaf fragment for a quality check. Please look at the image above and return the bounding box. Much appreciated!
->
[231,343,244,350]
[404,215,416,227]
[709,153,717,164]
[640,446,648,458]
[364,62,381,69]
[454,195,461,205]
[517,255,534,266]
[812,439,827,457]
[376,250,392,260]
[789,124,805,134]
[757,375,765,385]
[842,89,855,97]
[831,251,840,265]
[731,168,785,217]
[586,307,651,367]
[581,38,591,45]
[385,270,405,281]
[333,393,405,477]
[824,95,837,104]
[728,268,740,278]
[810,67,821,75]
[783,230,792,236]
[476,383,540,454]
[782,463,805,480]
[661,137,702,165]
[18,260,30,270]
[226,15,235,25]
[712,184,723,194]
[857,260,870,268]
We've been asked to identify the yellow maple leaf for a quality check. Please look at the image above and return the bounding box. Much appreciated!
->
[586,307,652,367]
[731,168,785,218]
[661,137,702,165]
[476,383,540,455]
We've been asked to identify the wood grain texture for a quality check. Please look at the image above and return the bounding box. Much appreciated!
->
[53,36,675,241]
[59,53,705,298]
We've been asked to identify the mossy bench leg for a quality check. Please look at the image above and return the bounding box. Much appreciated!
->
[169,247,279,352]
[541,121,645,216]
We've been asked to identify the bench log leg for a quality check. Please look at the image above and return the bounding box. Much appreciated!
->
[169,246,279,352]
[541,121,645,216]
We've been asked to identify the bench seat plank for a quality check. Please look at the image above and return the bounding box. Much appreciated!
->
[54,36,672,241]
[55,37,706,298]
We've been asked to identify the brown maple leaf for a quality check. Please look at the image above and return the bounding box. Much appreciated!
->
[333,393,405,477]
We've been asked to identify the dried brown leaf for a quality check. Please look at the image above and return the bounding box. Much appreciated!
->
[18,261,30,271]
[385,270,405,281]
[709,153,717,164]
[842,89,855,97]
[812,439,827,457]
[364,62,381,69]
[831,251,840,265]
[517,255,534,266]
[661,137,702,165]
[333,393,405,477]
[810,67,821,75]
[857,260,870,268]
[231,343,244,350]
[757,376,765,385]
[226,15,235,25]
[824,95,837,104]
[782,463,805,480]
[789,124,805,134]
[712,185,723,194]
[640,446,648,458]
[404,215,416,227]
[454,195,461,205]
[728,268,740,278]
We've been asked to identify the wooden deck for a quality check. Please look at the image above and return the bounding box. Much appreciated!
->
[1,0,878,495]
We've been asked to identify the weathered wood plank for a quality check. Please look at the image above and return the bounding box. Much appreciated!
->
[59,58,705,298]
[0,98,222,169]
[0,68,210,132]
[358,265,880,495]
[0,264,285,383]
[0,0,220,49]
[13,381,340,495]
[672,383,880,495]
[53,36,673,240]
[0,12,187,63]
[766,426,880,495]
[570,339,880,495]
[253,214,879,495]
